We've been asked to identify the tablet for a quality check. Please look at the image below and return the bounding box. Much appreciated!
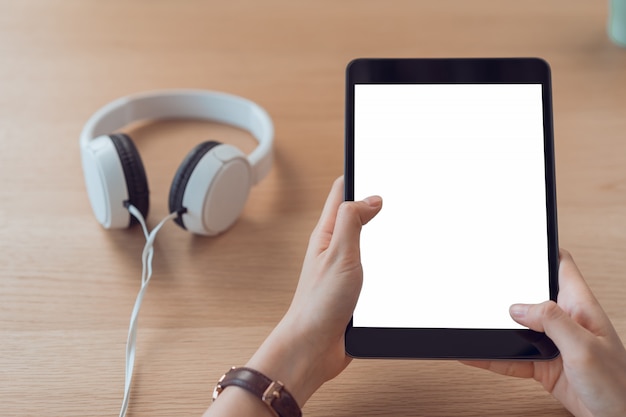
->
[344,58,559,360]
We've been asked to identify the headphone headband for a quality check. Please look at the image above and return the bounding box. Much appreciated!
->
[80,89,274,184]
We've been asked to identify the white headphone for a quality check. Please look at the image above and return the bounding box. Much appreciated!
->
[80,89,273,235]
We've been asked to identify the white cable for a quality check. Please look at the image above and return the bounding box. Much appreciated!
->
[119,205,178,417]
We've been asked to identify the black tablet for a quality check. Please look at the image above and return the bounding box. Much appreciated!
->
[344,58,559,360]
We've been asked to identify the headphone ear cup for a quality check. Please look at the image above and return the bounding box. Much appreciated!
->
[81,134,149,228]
[109,134,150,224]
[169,141,252,235]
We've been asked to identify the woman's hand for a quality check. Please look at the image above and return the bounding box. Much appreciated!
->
[462,250,626,417]
[244,176,382,406]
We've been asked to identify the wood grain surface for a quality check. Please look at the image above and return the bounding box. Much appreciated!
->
[1,1,625,416]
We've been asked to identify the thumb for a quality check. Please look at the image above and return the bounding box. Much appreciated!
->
[510,301,590,350]
[330,196,382,251]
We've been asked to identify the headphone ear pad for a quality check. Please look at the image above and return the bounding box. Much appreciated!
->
[169,141,222,229]
[81,134,149,228]
[169,141,252,235]
[109,134,150,224]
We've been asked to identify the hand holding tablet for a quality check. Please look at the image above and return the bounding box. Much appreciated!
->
[463,250,626,417]
[206,176,626,417]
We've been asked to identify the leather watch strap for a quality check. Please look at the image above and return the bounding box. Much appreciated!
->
[212,367,302,417]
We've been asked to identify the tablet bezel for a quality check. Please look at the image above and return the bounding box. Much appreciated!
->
[344,58,559,360]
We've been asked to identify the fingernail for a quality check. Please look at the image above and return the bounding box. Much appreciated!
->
[364,196,382,208]
[509,304,529,318]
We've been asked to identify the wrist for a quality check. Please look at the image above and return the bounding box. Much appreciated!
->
[245,318,326,407]
[206,382,275,417]
[212,366,301,417]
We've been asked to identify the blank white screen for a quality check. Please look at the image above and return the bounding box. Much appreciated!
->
[353,84,549,329]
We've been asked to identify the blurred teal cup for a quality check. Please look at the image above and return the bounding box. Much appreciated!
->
[609,0,626,46]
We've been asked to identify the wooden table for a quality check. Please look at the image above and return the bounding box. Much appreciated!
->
[1,1,625,416]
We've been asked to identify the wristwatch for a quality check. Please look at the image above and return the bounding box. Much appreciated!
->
[212,367,302,417]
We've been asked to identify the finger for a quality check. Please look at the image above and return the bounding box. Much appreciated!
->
[556,250,616,336]
[557,250,596,305]
[510,301,593,350]
[460,360,536,379]
[311,176,345,241]
[330,197,382,253]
